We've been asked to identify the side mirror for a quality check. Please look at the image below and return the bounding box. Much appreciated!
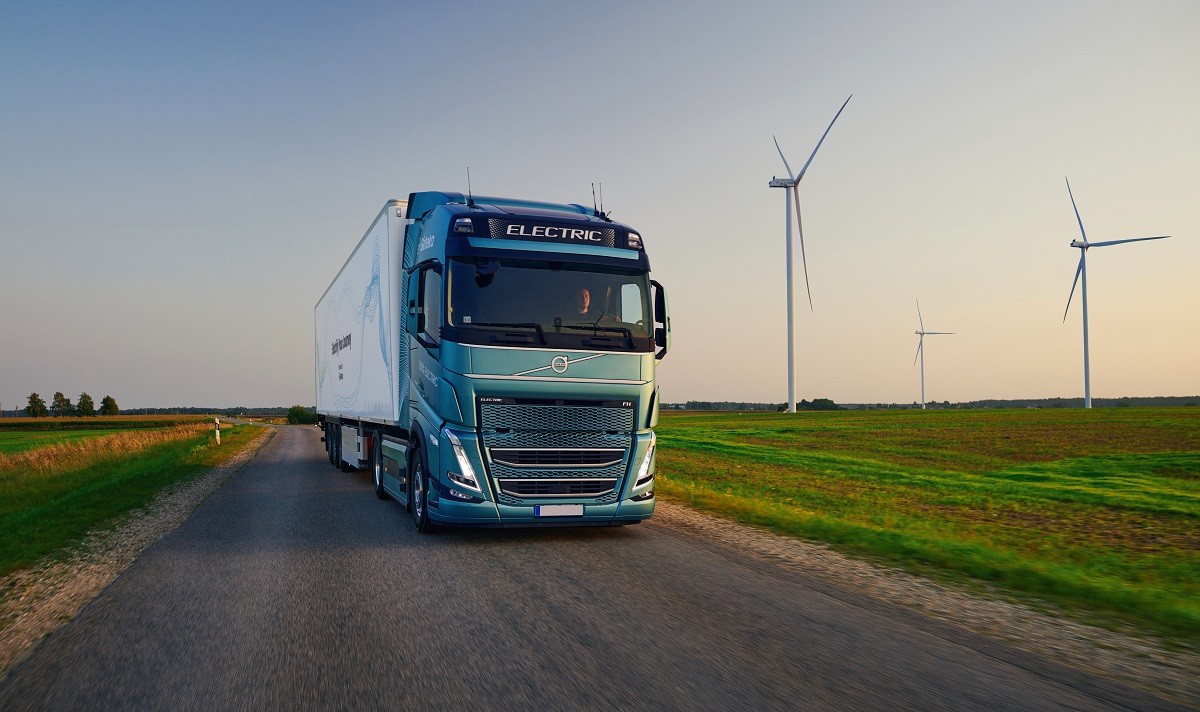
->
[651,280,670,360]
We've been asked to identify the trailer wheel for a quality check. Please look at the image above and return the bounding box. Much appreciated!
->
[326,424,337,466]
[410,450,434,533]
[372,435,388,500]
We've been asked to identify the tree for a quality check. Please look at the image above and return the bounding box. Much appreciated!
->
[25,393,48,418]
[99,395,119,416]
[287,405,317,425]
[51,391,73,417]
[77,392,96,417]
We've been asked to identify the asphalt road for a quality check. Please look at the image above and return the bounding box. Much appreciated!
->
[0,426,1181,711]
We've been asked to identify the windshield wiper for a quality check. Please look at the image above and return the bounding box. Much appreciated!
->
[558,324,634,349]
[463,322,547,345]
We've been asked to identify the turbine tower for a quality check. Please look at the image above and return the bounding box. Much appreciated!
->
[770,95,851,413]
[1061,177,1169,409]
[913,300,953,410]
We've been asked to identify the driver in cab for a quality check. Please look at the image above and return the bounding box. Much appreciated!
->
[572,287,617,323]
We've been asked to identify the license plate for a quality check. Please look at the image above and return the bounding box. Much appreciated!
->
[535,504,584,517]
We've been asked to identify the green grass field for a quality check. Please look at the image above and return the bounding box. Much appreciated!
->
[0,415,207,432]
[0,423,259,577]
[655,408,1200,641]
[0,429,134,455]
[0,416,210,454]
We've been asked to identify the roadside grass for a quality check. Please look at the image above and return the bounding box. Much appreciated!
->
[655,408,1200,642]
[0,415,205,433]
[0,424,258,577]
[0,430,126,455]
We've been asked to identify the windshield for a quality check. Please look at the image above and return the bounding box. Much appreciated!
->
[447,258,653,351]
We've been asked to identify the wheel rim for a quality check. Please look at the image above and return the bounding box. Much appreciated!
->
[373,440,381,488]
[412,462,424,520]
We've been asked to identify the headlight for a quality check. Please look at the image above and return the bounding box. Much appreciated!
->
[635,431,655,487]
[442,429,481,492]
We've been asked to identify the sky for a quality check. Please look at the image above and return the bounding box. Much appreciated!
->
[1,0,1197,409]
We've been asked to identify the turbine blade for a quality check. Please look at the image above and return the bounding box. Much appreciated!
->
[1065,176,1088,244]
[796,94,852,182]
[913,337,923,366]
[925,331,954,335]
[772,135,795,181]
[1063,253,1084,322]
[1087,235,1170,248]
[916,299,924,332]
[793,187,813,311]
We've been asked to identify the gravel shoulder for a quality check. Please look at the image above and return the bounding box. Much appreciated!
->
[649,499,1200,706]
[0,426,276,675]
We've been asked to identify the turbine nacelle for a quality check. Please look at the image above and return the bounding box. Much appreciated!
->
[768,178,793,188]
[1070,239,1088,249]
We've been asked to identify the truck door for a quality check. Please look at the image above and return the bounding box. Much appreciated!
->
[407,263,443,431]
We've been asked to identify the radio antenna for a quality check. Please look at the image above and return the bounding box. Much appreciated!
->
[466,167,476,208]
[599,183,605,216]
[591,183,599,215]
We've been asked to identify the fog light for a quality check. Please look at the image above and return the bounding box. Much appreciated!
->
[453,217,474,234]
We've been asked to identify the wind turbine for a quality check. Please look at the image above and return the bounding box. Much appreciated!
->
[770,95,851,413]
[1061,177,1169,409]
[913,300,953,410]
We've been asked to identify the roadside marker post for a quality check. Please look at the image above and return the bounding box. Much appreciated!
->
[215,417,221,445]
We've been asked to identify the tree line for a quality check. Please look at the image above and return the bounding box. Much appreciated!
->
[666,399,842,411]
[24,392,119,417]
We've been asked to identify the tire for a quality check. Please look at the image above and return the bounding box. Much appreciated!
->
[410,449,434,533]
[327,424,337,466]
[373,435,389,500]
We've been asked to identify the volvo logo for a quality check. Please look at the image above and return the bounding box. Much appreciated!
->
[551,355,569,374]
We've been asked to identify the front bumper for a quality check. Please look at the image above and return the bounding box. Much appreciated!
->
[428,495,654,527]
[429,427,656,527]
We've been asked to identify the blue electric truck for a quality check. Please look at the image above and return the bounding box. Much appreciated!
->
[315,192,670,531]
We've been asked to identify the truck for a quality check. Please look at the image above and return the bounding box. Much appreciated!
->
[314,191,671,531]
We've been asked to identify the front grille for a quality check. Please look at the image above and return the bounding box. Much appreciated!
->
[499,479,617,497]
[496,490,620,507]
[481,402,635,503]
[490,448,624,468]
[479,404,634,432]
[483,430,629,449]
[490,461,626,480]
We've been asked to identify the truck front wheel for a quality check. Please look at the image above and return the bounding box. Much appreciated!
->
[373,436,388,500]
[410,451,434,533]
